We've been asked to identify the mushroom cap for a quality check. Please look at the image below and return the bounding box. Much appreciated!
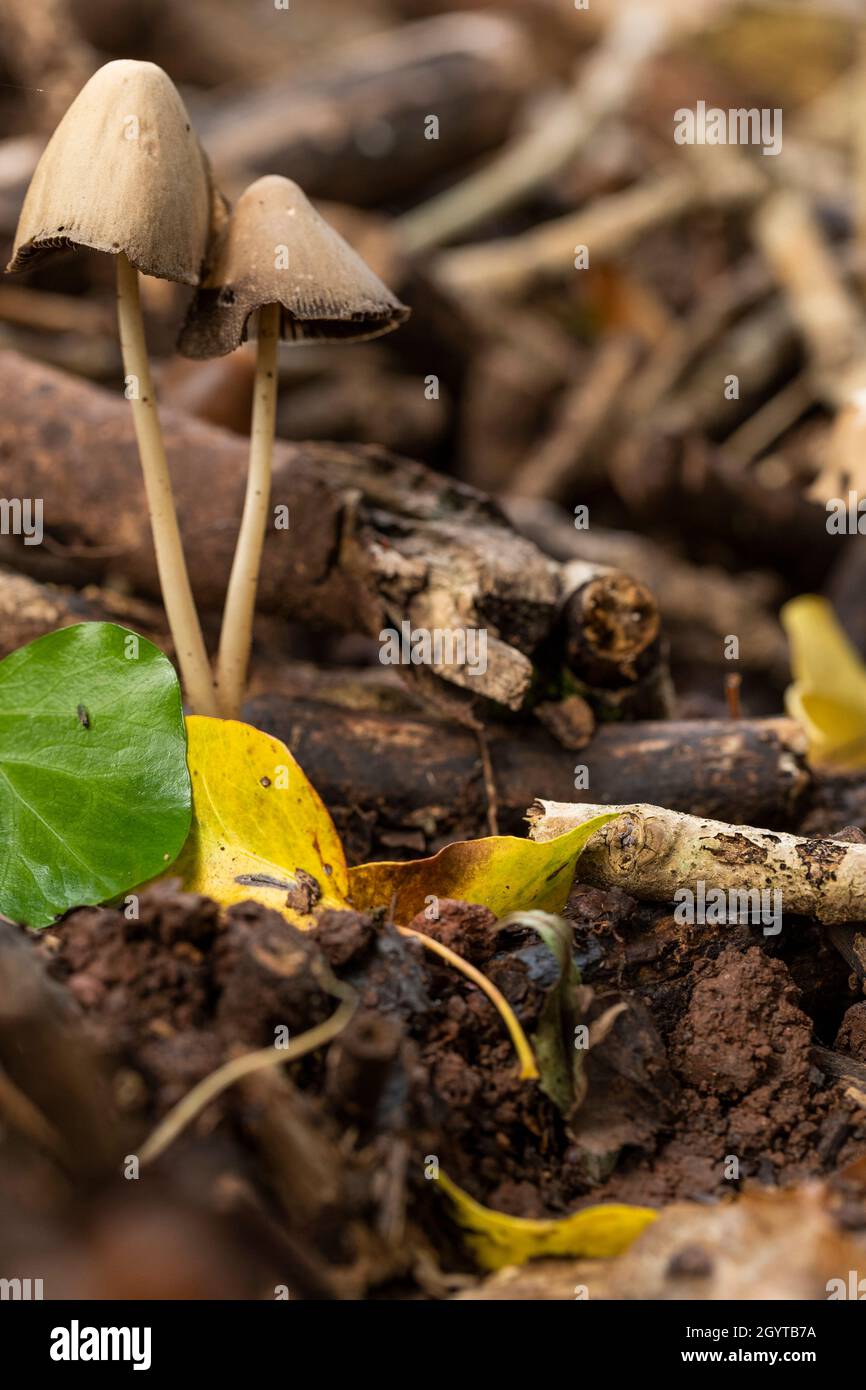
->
[177,175,410,358]
[7,59,214,285]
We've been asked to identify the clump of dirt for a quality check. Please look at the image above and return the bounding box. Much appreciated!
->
[585,945,866,1207]
[670,947,823,1178]
[671,946,810,1098]
[8,880,866,1295]
[836,1003,866,1062]
[560,880,866,1206]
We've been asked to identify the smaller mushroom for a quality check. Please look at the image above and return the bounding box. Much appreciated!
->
[178,174,409,719]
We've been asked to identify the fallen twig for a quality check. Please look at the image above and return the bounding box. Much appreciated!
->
[398,4,669,255]
[753,187,866,407]
[0,351,669,715]
[139,993,357,1166]
[528,801,866,924]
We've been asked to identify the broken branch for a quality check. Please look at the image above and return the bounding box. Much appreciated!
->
[528,801,866,925]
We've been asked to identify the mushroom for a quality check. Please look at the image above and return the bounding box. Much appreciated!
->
[6,59,222,715]
[178,174,409,719]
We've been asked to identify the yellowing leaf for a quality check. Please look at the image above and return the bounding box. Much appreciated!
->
[349,813,615,923]
[782,596,866,767]
[437,1170,656,1271]
[167,716,350,925]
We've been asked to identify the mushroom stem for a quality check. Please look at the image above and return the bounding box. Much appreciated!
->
[115,252,218,716]
[216,301,280,718]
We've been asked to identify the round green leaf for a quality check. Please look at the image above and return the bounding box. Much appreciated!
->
[0,623,191,928]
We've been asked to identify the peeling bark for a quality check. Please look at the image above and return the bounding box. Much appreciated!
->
[0,351,666,713]
[529,801,866,925]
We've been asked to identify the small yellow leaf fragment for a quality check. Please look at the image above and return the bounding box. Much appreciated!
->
[167,716,350,926]
[782,596,866,767]
[349,812,617,922]
[437,1170,657,1271]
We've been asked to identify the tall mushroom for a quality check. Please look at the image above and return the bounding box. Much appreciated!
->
[6,59,221,716]
[178,174,409,719]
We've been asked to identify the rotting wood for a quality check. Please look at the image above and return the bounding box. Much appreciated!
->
[0,350,667,714]
[244,697,811,851]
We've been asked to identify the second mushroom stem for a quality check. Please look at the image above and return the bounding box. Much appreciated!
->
[116,252,218,716]
[216,301,280,718]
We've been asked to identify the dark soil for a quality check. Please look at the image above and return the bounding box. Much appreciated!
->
[1,873,865,1297]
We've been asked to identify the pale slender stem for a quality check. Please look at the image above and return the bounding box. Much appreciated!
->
[115,252,218,715]
[216,302,280,718]
[138,992,356,1166]
[398,925,539,1080]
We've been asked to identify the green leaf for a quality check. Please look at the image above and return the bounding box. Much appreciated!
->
[0,623,191,928]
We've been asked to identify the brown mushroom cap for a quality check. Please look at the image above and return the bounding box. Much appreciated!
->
[7,59,214,285]
[177,174,410,358]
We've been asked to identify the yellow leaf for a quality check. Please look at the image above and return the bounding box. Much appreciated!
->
[349,813,616,923]
[437,1170,656,1271]
[781,596,866,767]
[168,716,350,925]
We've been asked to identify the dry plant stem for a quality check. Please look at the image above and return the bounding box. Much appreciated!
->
[724,673,742,721]
[398,925,538,1080]
[721,371,813,466]
[623,258,770,422]
[858,27,866,256]
[138,992,357,1166]
[436,143,765,300]
[529,802,866,925]
[397,5,668,254]
[753,189,866,406]
[435,173,706,299]
[116,252,217,715]
[509,336,639,498]
[0,1067,63,1157]
[475,727,500,837]
[216,302,280,718]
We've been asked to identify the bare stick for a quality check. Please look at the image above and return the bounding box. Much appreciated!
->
[721,371,813,466]
[116,252,218,715]
[857,27,866,257]
[509,336,639,497]
[528,801,866,925]
[397,5,668,255]
[0,1066,63,1157]
[434,172,696,299]
[216,302,280,718]
[139,992,356,1166]
[435,144,764,300]
[475,727,500,836]
[753,189,866,407]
